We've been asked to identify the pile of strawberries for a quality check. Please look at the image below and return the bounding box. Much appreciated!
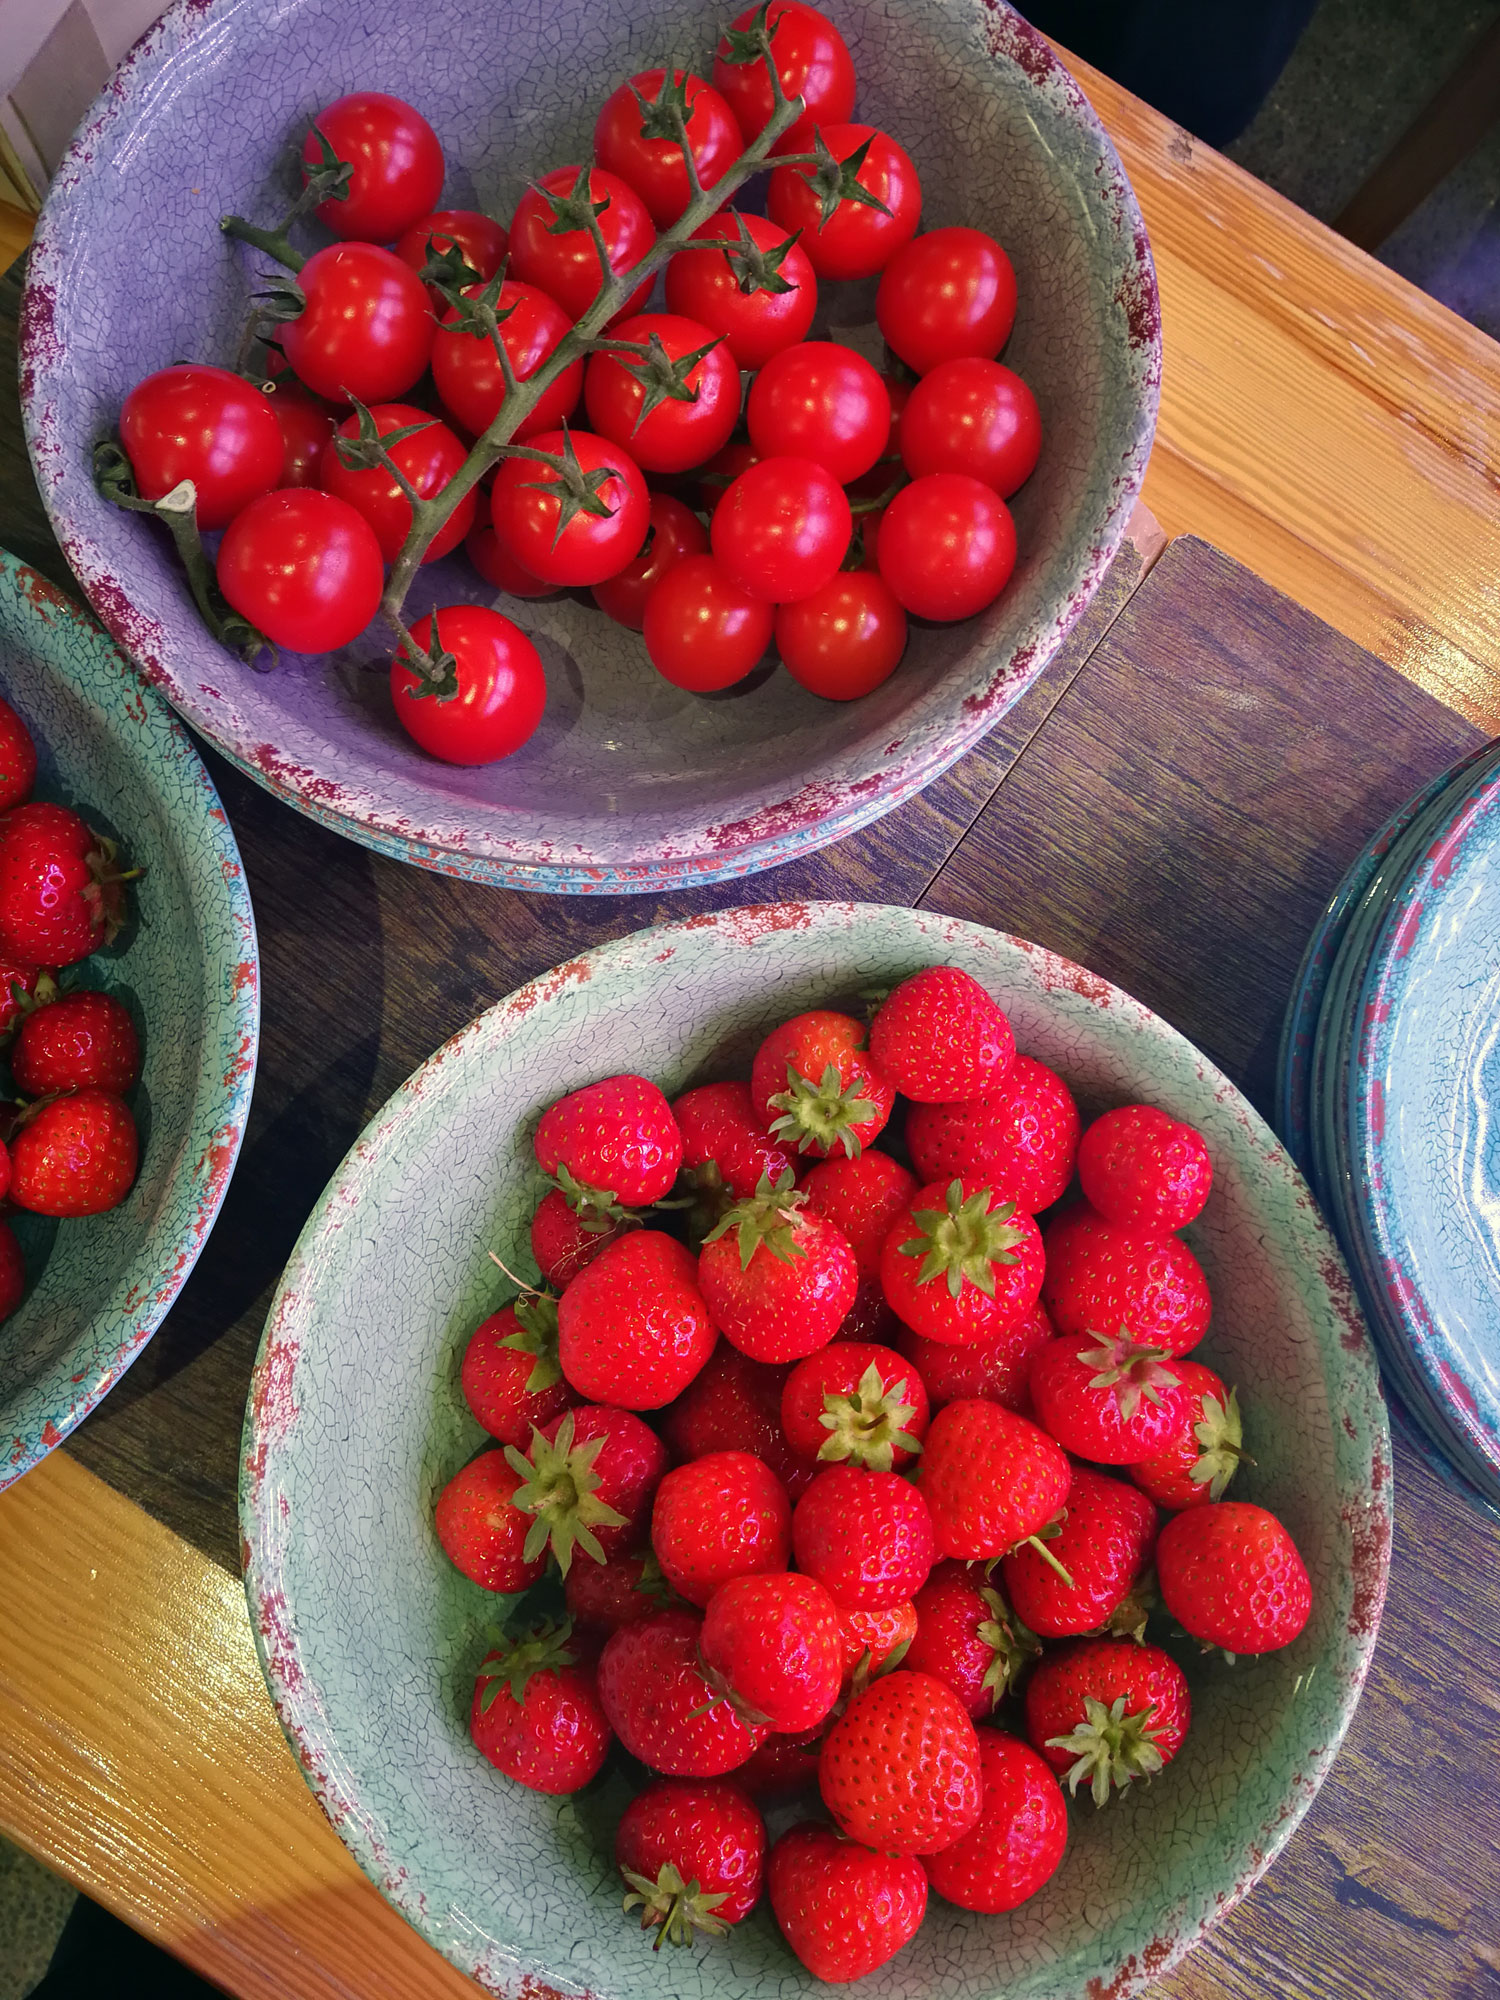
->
[434,964,1313,1983]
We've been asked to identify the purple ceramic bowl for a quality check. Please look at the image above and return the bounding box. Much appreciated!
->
[22,0,1158,892]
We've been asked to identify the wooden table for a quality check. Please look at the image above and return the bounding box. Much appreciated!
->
[3,43,1500,2000]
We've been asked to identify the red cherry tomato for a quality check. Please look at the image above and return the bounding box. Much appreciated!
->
[876,226,1018,374]
[899,358,1042,497]
[775,569,907,698]
[318,402,476,563]
[466,492,560,597]
[768,123,922,281]
[431,280,583,443]
[877,473,1016,621]
[711,455,851,603]
[509,167,655,324]
[747,342,890,487]
[391,604,546,764]
[665,212,817,370]
[594,69,744,228]
[695,437,762,514]
[395,208,509,307]
[584,313,740,475]
[119,365,282,530]
[591,493,710,629]
[279,244,434,405]
[713,1,855,156]
[488,429,649,586]
[302,92,445,243]
[643,552,774,690]
[264,378,335,488]
[217,489,385,652]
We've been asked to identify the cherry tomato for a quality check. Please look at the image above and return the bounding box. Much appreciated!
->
[509,167,655,324]
[302,93,445,243]
[876,226,1018,374]
[775,569,907,698]
[264,378,335,489]
[466,491,560,597]
[711,455,851,602]
[665,211,817,370]
[695,437,762,514]
[432,280,583,443]
[877,473,1016,621]
[119,365,282,530]
[594,69,744,228]
[768,124,921,280]
[643,552,774,690]
[391,604,546,764]
[217,489,384,652]
[488,429,649,587]
[713,1,855,156]
[395,208,509,308]
[279,244,434,405]
[592,493,709,629]
[899,358,1042,497]
[747,342,890,486]
[584,313,740,475]
[318,403,476,563]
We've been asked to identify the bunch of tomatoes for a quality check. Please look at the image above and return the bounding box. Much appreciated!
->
[108,0,1043,767]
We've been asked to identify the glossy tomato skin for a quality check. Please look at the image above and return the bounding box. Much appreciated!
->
[644,553,774,690]
[466,492,560,597]
[303,92,445,242]
[119,365,283,530]
[666,213,817,370]
[594,69,744,227]
[876,227,1018,375]
[768,124,922,280]
[695,437,762,514]
[510,167,656,323]
[488,429,649,587]
[900,358,1042,498]
[217,489,384,652]
[878,473,1017,622]
[712,456,852,603]
[592,493,709,629]
[747,342,890,487]
[279,244,434,405]
[265,379,335,489]
[391,605,546,764]
[713,1,855,155]
[432,281,583,442]
[395,208,509,307]
[319,403,476,562]
[775,570,907,698]
[584,313,741,475]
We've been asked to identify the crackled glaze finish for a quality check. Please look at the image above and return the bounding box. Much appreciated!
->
[0,552,258,1490]
[242,904,1389,2000]
[22,0,1157,892]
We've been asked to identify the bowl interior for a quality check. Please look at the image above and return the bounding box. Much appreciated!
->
[243,904,1389,2000]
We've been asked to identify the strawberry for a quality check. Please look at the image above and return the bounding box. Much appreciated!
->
[1042,1203,1211,1357]
[507,1405,668,1572]
[9,1087,137,1216]
[0,958,44,1039]
[700,1570,843,1731]
[897,1298,1054,1415]
[819,1668,983,1853]
[1156,1500,1312,1654]
[780,1341,928,1472]
[906,1056,1080,1213]
[0,1221,24,1319]
[924,1731,1068,1914]
[11,989,140,1096]
[903,1560,1039,1717]
[673,1080,798,1201]
[0,803,132,966]
[1076,1103,1213,1234]
[1025,1638,1190,1805]
[651,1449,791,1606]
[798,1150,917,1275]
[564,1547,678,1633]
[557,1231,716,1408]
[470,1617,611,1793]
[1028,1331,1193,1463]
[1002,1466,1158,1637]
[793,1464,934,1609]
[880,1179,1044,1346]
[1130,1359,1245,1510]
[831,1276,902,1345]
[698,1171,858,1362]
[915,1398,1072,1561]
[0,695,37,813]
[749,1009,893,1159]
[658,1343,818,1497]
[736,1729,823,1800]
[617,1779,766,1947]
[868,966,1015,1103]
[533,1072,683,1206]
[529,1184,632,1290]
[598,1608,767,1775]
[433,1450,548,1594]
[836,1596,917,1684]
[768,1824,927,1981]
[459,1294,579,1447]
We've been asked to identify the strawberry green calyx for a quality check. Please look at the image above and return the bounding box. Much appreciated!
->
[632,1548,684,1611]
[845,1632,911,1701]
[1105,1568,1157,1644]
[702,1167,810,1269]
[550,1159,637,1230]
[1009,1510,1075,1589]
[1189,1388,1250,1499]
[622,1861,732,1950]
[499,1292,564,1395]
[475,1616,578,1714]
[899,1180,1024,1298]
[818,1362,924,1472]
[1046,1693,1168,1807]
[1081,1329,1181,1421]
[767,1061,877,1158]
[977,1584,1042,1705]
[505,1410,628,1574]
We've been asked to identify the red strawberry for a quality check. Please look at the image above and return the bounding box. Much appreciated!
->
[434,1450,548,1593]
[0,959,44,1038]
[598,1608,767,1775]
[651,1450,791,1606]
[906,1057,1080,1213]
[1002,1466,1158,1637]
[1130,1359,1245,1510]
[904,1560,1039,1717]
[1156,1500,1312,1654]
[792,1464,934,1609]
[557,1231,716,1408]
[9,1087,137,1216]
[836,1596,917,1683]
[617,1779,766,1946]
[1076,1103,1213,1234]
[880,1179,1043,1346]
[0,695,37,813]
[868,966,1015,1103]
[831,1276,902,1345]
[749,1009,893,1158]
[1029,1331,1193,1463]
[700,1570,843,1731]
[1042,1203,1211,1357]
[658,1343,818,1498]
[925,1731,1068,1913]
[529,1184,632,1290]
[897,1298,1054,1415]
[1025,1638,1190,1805]
[0,1220,22,1319]
[819,1668,982,1853]
[564,1547,678,1633]
[768,1824,927,1981]
[736,1729,823,1800]
[798,1150,917,1275]
[459,1294,579,1447]
[0,803,131,966]
[915,1398,1072,1560]
[470,1617,611,1793]
[11,989,140,1096]
[534,1072,683,1206]
[673,1080,798,1201]
[780,1341,929,1472]
[698,1172,858,1362]
[507,1405,668,1571]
